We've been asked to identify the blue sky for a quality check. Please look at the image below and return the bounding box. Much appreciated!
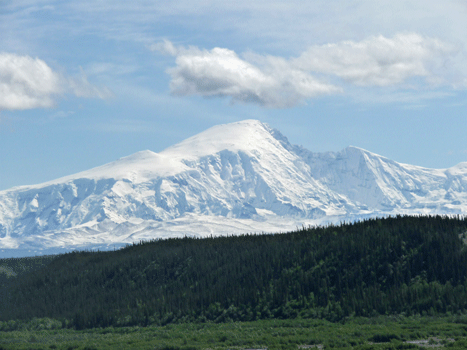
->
[1,0,467,191]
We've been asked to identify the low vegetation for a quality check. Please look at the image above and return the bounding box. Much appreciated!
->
[3,316,467,349]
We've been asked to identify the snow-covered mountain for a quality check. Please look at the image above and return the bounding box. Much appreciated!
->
[1,119,467,257]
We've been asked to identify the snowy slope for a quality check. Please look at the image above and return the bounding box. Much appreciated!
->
[1,119,467,256]
[297,145,467,213]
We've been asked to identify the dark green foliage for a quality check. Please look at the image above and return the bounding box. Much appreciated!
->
[0,255,58,323]
[369,334,400,343]
[0,255,57,282]
[1,215,467,329]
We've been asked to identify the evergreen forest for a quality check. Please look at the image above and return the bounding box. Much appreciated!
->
[2,215,467,331]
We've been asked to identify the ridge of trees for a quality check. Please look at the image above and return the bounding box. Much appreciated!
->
[1,215,467,330]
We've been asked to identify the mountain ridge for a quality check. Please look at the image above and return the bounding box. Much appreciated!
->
[1,119,467,257]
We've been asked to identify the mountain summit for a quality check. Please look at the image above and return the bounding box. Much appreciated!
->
[1,120,467,257]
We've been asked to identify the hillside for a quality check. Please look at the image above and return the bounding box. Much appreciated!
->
[1,215,467,330]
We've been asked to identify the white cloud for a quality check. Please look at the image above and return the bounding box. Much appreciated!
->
[0,53,61,110]
[0,53,111,111]
[152,43,341,108]
[153,33,459,108]
[293,33,456,87]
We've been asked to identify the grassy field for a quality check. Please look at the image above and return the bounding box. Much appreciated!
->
[2,316,467,350]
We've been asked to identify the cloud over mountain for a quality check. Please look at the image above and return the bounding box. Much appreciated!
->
[152,41,340,108]
[293,33,455,87]
[153,33,457,108]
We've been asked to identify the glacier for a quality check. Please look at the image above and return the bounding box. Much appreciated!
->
[1,119,467,257]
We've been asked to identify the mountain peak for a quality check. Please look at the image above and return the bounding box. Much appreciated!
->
[160,119,281,160]
[341,146,395,163]
[126,149,158,158]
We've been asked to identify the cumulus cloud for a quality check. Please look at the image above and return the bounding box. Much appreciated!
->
[0,53,111,111]
[153,33,457,108]
[293,33,455,87]
[0,53,61,110]
[151,42,340,108]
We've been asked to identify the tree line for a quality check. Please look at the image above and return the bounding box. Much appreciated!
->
[1,215,467,329]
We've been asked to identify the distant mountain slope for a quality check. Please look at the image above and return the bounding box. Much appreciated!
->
[1,119,467,256]
[297,145,467,212]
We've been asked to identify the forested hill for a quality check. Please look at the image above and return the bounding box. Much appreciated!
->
[2,215,467,330]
